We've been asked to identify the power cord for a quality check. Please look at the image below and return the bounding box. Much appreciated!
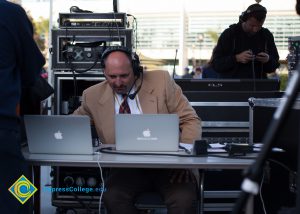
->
[127,14,138,49]
[178,145,191,154]
[258,159,297,214]
[112,12,121,43]
[97,153,105,214]
[268,158,297,175]
[251,50,257,91]
[259,171,267,214]
[98,147,257,159]
[64,45,101,74]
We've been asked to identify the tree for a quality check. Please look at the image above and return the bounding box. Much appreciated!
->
[35,17,49,54]
[206,30,219,44]
[27,12,49,54]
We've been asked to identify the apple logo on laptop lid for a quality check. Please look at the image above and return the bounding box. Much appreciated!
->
[54,131,63,140]
[142,129,151,137]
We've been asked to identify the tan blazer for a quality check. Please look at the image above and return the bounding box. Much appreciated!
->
[73,70,201,144]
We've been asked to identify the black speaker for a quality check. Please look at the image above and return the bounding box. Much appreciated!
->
[100,46,143,78]
[240,3,267,22]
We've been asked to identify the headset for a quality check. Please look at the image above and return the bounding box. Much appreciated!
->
[100,46,143,78]
[239,4,267,22]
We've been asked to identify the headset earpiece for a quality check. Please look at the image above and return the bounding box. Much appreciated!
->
[100,46,143,78]
[131,53,143,78]
[239,12,245,22]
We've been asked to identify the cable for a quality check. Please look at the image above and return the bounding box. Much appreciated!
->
[107,24,114,47]
[128,71,143,100]
[64,42,101,74]
[112,12,121,43]
[126,75,138,98]
[179,145,191,154]
[134,17,138,49]
[259,171,267,214]
[62,24,104,74]
[127,14,138,49]
[105,14,118,49]
[72,52,100,74]
[98,147,257,159]
[71,69,78,98]
[62,31,78,99]
[251,52,257,91]
[172,49,178,78]
[96,153,105,214]
[268,158,297,175]
[62,25,79,103]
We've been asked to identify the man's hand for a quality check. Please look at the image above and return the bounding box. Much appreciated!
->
[255,52,269,63]
[169,169,196,183]
[235,50,254,64]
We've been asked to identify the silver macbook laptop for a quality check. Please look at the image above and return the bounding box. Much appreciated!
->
[115,114,179,152]
[24,115,93,155]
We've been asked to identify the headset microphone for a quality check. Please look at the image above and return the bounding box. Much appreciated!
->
[172,49,178,79]
[128,72,143,100]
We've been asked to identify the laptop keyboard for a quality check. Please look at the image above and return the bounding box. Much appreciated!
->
[203,137,249,144]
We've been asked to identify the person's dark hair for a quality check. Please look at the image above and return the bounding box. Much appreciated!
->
[195,67,202,72]
[296,0,300,15]
[240,3,267,22]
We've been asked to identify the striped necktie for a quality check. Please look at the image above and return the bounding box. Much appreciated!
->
[119,94,131,114]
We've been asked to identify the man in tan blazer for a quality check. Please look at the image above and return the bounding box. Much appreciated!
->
[73,46,201,214]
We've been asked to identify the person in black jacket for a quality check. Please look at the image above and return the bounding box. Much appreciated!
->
[0,1,45,213]
[297,0,300,15]
[212,3,280,79]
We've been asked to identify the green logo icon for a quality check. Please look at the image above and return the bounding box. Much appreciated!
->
[8,175,38,204]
